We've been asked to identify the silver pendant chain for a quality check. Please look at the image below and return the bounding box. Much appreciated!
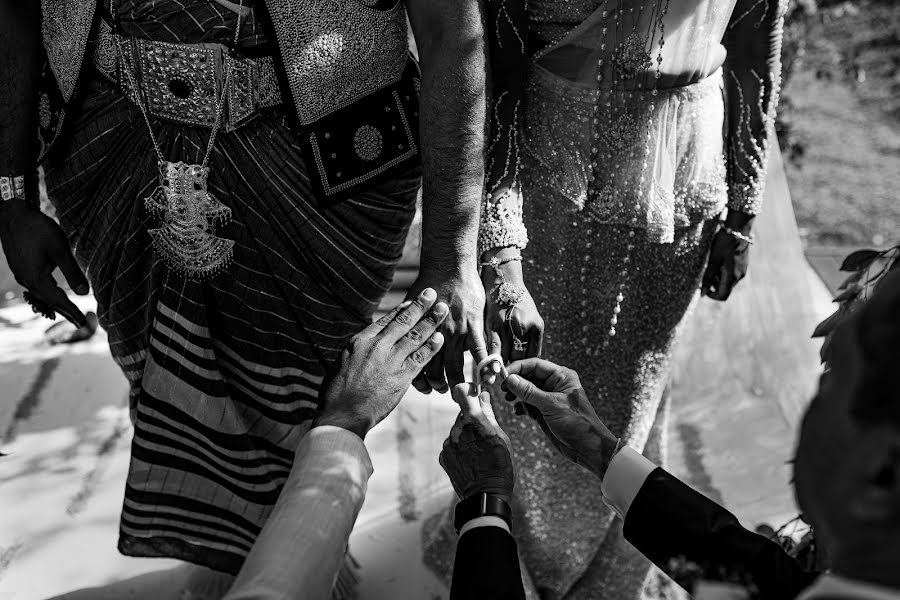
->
[111,0,244,167]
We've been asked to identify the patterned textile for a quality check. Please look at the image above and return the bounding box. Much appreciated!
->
[43,75,419,573]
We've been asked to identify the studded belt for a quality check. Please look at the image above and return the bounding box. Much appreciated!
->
[90,20,283,131]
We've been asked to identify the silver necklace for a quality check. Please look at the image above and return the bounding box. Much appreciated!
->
[112,0,244,279]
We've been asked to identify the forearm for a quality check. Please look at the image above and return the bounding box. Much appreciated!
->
[723,0,787,220]
[409,0,487,272]
[224,427,373,600]
[0,0,42,179]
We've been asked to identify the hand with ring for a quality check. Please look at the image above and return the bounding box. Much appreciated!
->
[481,249,544,367]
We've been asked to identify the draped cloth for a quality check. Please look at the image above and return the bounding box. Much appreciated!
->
[43,73,419,574]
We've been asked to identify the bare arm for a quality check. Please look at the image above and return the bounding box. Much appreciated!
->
[407,0,487,271]
[405,0,491,391]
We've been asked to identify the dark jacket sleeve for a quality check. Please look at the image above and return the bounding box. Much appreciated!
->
[450,526,527,600]
[623,468,818,600]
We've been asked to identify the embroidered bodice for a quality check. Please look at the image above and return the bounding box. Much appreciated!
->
[480,0,786,249]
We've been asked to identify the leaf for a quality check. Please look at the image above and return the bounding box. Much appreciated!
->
[840,249,880,272]
[838,270,865,290]
[832,287,859,303]
[812,309,843,338]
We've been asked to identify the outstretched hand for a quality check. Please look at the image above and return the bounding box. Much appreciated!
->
[503,358,619,479]
[0,200,89,327]
[315,289,448,439]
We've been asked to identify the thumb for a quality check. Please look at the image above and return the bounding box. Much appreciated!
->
[504,374,552,411]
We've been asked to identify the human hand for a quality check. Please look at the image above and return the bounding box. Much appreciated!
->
[439,383,515,502]
[0,199,89,327]
[702,224,751,301]
[314,289,448,439]
[503,358,619,479]
[406,266,490,394]
[482,254,544,366]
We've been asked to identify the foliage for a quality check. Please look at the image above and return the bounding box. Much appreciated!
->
[812,242,900,362]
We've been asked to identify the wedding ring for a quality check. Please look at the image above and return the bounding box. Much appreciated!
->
[476,353,507,383]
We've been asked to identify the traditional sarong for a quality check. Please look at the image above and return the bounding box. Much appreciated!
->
[44,71,420,572]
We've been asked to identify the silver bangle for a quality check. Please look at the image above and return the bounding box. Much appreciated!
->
[721,224,754,245]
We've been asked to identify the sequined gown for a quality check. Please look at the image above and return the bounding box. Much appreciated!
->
[475,1,786,598]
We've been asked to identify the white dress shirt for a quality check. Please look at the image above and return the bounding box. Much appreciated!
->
[223,426,373,600]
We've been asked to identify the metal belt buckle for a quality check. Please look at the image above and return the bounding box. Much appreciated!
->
[225,54,260,132]
[133,39,224,128]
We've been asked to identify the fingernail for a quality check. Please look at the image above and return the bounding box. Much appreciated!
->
[492,362,501,373]
[421,288,436,301]
[75,283,89,295]
[432,302,448,315]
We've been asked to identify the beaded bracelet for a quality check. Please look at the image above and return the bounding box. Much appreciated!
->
[481,255,525,307]
[721,224,754,245]
[0,175,26,202]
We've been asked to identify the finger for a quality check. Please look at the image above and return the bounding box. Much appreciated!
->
[444,335,466,388]
[51,245,89,296]
[713,264,735,301]
[504,373,555,412]
[424,349,448,393]
[397,301,448,352]
[467,325,490,373]
[31,278,86,327]
[380,288,437,343]
[412,370,432,394]
[478,391,502,429]
[368,300,413,336]
[450,382,482,419]
[476,351,503,386]
[528,321,544,359]
[506,357,559,383]
[488,329,502,357]
[405,331,444,372]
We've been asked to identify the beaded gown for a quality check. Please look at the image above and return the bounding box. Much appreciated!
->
[474,0,786,598]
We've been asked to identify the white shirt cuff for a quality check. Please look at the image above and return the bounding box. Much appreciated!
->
[600,445,658,520]
[459,515,511,538]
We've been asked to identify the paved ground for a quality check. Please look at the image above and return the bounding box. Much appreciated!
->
[0,152,834,599]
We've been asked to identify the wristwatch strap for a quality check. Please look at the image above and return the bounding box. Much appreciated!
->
[454,492,513,534]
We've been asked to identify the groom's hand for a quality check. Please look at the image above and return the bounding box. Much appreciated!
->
[406,267,489,394]
[503,358,619,479]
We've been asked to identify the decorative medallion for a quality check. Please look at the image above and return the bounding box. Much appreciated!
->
[602,113,639,154]
[354,125,384,161]
[145,161,234,279]
[613,33,652,79]
[583,186,616,222]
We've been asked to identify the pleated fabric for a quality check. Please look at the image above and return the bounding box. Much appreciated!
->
[44,76,420,573]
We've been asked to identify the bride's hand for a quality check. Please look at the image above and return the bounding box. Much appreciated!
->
[481,253,544,364]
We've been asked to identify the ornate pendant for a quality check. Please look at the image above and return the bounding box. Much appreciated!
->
[613,33,652,79]
[145,161,234,279]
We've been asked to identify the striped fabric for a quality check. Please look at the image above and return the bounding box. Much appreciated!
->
[43,71,420,574]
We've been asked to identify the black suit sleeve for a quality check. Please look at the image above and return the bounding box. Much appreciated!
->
[623,468,818,600]
[450,526,527,600]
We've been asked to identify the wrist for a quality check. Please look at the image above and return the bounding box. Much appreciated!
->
[585,431,621,481]
[723,210,755,233]
[311,412,371,441]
